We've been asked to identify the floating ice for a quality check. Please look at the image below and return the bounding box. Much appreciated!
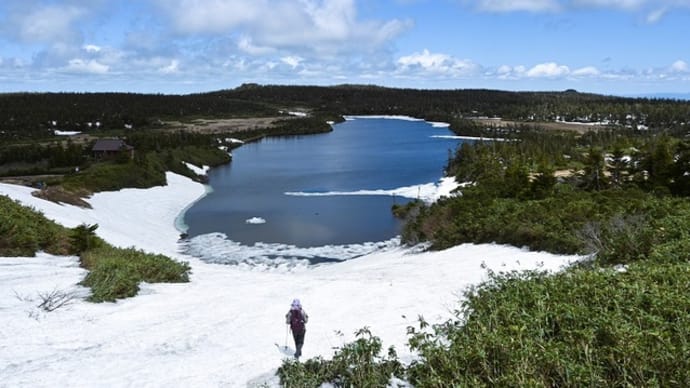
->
[343,115,424,122]
[285,177,458,204]
[431,135,507,141]
[0,165,582,387]
[181,232,401,268]
[245,217,266,225]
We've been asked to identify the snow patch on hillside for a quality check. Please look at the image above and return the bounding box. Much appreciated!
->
[0,171,580,386]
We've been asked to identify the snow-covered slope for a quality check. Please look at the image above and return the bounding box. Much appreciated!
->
[0,173,580,387]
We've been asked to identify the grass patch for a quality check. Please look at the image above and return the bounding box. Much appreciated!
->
[0,194,71,256]
[80,245,190,302]
[0,196,191,302]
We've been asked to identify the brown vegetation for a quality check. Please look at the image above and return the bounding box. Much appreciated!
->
[471,118,609,134]
[32,186,92,208]
[162,116,298,134]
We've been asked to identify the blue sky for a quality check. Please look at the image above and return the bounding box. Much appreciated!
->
[1,0,689,95]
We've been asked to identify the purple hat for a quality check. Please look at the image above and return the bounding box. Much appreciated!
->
[291,298,301,308]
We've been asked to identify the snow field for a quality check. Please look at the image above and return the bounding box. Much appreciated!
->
[0,171,580,387]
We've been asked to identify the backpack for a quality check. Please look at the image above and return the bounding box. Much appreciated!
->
[290,309,305,334]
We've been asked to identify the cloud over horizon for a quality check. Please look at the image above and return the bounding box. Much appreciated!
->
[0,0,687,94]
[468,0,690,23]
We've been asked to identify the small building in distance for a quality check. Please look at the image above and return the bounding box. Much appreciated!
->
[92,139,134,159]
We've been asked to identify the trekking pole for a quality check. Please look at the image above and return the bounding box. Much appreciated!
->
[285,324,289,349]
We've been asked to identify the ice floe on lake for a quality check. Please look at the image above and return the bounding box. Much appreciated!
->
[285,177,458,204]
[245,217,267,225]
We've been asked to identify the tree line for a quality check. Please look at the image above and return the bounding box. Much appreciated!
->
[3,85,690,141]
[0,92,277,140]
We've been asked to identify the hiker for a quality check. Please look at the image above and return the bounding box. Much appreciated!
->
[285,298,308,359]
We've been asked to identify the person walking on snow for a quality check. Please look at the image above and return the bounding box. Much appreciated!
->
[286,298,308,359]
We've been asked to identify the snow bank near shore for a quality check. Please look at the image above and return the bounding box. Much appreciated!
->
[343,115,450,129]
[285,176,458,204]
[0,172,206,257]
[0,174,579,387]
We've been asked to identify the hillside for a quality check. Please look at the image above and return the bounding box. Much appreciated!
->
[2,86,690,386]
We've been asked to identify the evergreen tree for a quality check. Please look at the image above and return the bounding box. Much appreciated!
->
[581,147,609,191]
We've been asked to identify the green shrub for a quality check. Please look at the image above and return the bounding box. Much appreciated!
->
[406,263,690,387]
[405,188,690,259]
[0,195,71,256]
[279,261,690,387]
[70,223,101,254]
[391,200,422,219]
[80,245,190,302]
[278,328,403,387]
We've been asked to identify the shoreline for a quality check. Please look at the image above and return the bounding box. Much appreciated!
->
[0,115,581,386]
[0,172,207,258]
[0,114,458,258]
[0,169,581,386]
[343,114,451,129]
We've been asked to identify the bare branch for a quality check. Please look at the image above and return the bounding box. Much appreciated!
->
[36,288,78,312]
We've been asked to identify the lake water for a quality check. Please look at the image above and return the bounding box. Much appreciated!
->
[180,117,463,266]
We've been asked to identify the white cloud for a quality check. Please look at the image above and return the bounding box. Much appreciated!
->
[514,65,527,74]
[65,59,109,74]
[83,44,102,53]
[281,55,303,69]
[571,0,646,10]
[159,60,180,74]
[12,5,85,44]
[397,49,478,77]
[237,36,275,55]
[671,60,689,72]
[496,65,513,77]
[527,62,571,77]
[646,7,668,23]
[494,63,598,79]
[156,0,411,57]
[470,0,690,17]
[157,0,260,33]
[572,66,601,76]
[474,0,560,12]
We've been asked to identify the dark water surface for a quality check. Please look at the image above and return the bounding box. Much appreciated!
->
[181,117,462,263]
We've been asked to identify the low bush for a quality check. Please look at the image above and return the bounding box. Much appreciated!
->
[80,245,190,302]
[406,188,690,258]
[280,262,690,387]
[406,262,690,387]
[61,156,166,192]
[0,196,191,302]
[0,195,71,256]
[278,328,403,387]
